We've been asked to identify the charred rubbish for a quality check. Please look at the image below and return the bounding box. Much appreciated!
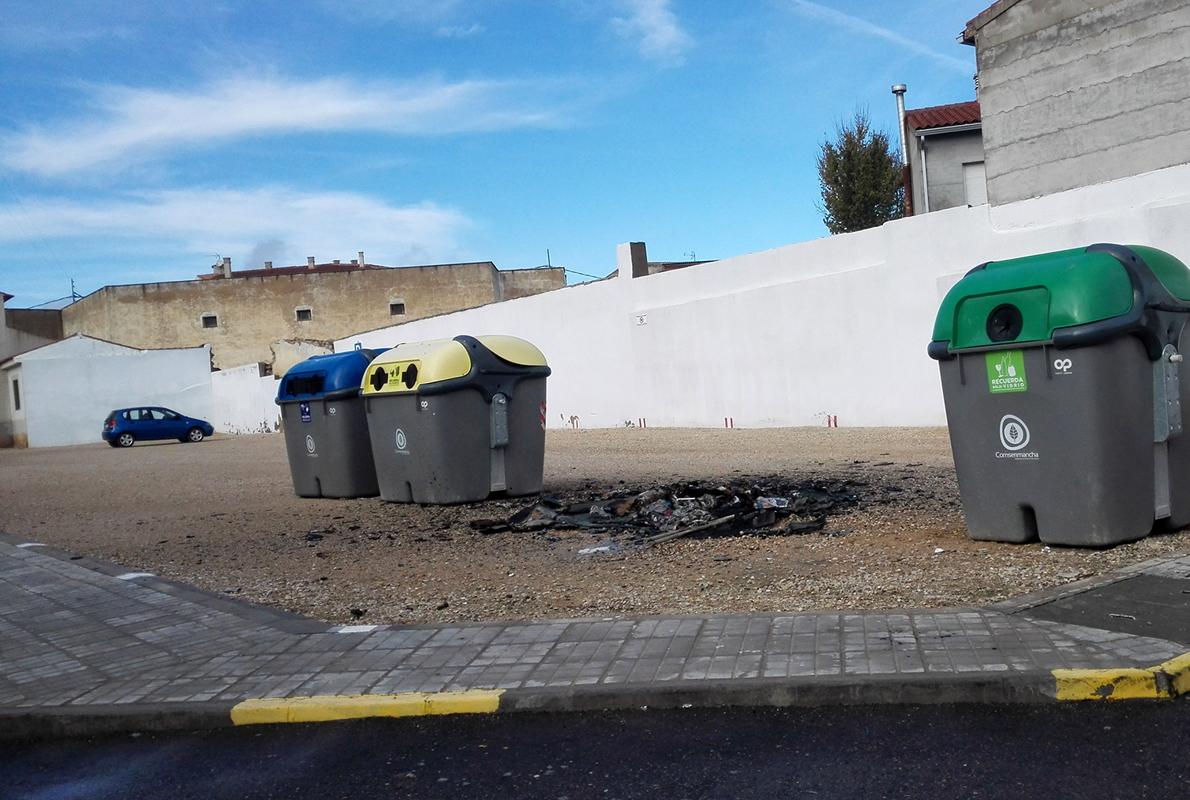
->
[468,478,860,546]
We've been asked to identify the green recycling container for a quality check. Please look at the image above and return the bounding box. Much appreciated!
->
[362,335,551,504]
[929,244,1190,546]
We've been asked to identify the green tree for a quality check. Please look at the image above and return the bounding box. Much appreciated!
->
[816,110,904,234]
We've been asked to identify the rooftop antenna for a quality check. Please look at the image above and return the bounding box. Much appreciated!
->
[70,278,81,302]
[546,249,551,267]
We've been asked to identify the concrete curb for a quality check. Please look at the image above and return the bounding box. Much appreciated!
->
[1054,652,1190,700]
[0,702,236,741]
[12,661,1189,741]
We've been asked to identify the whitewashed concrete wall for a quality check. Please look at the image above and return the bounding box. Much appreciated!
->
[12,338,212,447]
[211,363,281,434]
[337,164,1190,429]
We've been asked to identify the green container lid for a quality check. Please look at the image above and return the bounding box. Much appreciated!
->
[929,244,1190,360]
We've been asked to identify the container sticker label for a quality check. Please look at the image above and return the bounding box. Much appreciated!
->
[1053,357,1073,375]
[394,428,409,456]
[305,435,316,456]
[995,414,1039,460]
[986,351,1027,394]
[299,401,312,423]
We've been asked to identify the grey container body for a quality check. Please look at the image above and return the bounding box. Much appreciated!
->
[280,397,379,498]
[939,334,1190,546]
[365,379,547,504]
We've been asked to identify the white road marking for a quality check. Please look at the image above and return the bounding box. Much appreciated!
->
[115,572,155,580]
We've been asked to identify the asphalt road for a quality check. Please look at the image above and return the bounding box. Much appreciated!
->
[7,702,1187,800]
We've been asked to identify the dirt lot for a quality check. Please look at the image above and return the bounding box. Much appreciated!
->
[1,428,1186,625]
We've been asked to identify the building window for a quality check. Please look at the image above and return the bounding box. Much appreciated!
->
[296,307,313,322]
[389,302,406,316]
[12,379,19,412]
[201,314,218,329]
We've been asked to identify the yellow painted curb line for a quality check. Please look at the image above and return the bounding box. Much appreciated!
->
[1157,652,1190,696]
[1053,651,1190,701]
[230,690,504,725]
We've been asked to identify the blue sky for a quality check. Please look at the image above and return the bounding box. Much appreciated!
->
[0,0,989,306]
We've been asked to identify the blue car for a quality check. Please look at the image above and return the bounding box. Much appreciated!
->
[102,407,215,448]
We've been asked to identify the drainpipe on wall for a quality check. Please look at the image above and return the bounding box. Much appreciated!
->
[891,84,912,216]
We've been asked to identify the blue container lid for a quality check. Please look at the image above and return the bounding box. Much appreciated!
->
[276,349,381,403]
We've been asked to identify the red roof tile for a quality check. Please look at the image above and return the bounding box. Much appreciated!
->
[905,101,981,131]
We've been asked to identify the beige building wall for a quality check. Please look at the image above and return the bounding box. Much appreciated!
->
[499,268,569,300]
[62,263,565,370]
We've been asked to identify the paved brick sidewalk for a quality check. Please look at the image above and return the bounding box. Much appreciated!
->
[1,534,1186,738]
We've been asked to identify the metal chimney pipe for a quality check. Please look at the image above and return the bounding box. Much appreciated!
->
[891,84,909,165]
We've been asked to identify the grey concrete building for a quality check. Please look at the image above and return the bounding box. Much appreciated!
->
[905,101,987,213]
[0,292,61,364]
[964,0,1190,205]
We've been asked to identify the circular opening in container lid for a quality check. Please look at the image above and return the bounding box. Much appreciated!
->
[986,304,1023,343]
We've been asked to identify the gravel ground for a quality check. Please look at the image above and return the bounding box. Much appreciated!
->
[1,428,1186,626]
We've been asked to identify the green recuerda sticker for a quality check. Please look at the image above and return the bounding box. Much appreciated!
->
[986,350,1027,394]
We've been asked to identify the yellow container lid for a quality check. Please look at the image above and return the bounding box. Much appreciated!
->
[362,335,548,396]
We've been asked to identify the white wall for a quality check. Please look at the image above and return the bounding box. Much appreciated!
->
[211,363,280,434]
[337,163,1190,429]
[16,338,213,447]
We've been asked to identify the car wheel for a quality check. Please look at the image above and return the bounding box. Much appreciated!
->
[187,427,205,443]
[117,432,135,448]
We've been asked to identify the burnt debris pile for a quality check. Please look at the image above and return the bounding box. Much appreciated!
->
[469,478,862,545]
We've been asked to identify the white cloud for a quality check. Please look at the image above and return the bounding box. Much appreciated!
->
[0,187,470,266]
[1,74,568,177]
[436,23,485,39]
[0,22,136,51]
[786,0,972,75]
[610,0,693,66]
